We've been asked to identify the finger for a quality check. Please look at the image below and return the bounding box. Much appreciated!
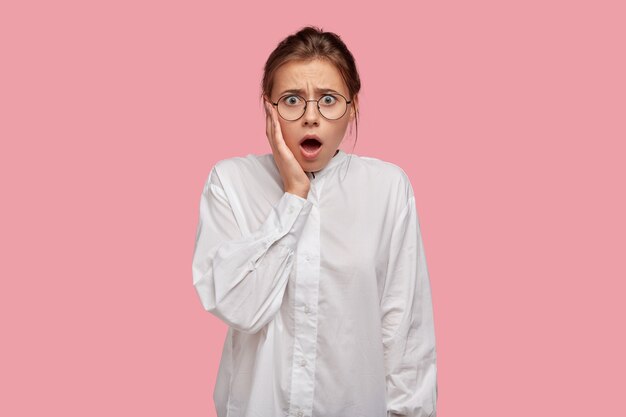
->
[269,107,287,152]
[266,101,289,158]
[267,103,280,146]
[265,103,277,154]
[270,103,279,129]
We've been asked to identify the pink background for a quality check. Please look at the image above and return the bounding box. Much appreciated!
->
[1,1,624,416]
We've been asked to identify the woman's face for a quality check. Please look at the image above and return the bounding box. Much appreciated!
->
[266,59,357,173]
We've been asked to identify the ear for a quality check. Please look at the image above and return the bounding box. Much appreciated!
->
[350,94,359,120]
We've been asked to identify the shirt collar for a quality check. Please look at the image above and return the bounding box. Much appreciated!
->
[306,149,348,180]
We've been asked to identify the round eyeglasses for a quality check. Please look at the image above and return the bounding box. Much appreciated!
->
[270,93,352,121]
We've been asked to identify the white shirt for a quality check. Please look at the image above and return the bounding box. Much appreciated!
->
[192,149,438,417]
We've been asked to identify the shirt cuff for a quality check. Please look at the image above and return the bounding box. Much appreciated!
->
[259,191,313,252]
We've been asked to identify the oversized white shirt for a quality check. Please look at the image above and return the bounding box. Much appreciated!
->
[192,149,438,417]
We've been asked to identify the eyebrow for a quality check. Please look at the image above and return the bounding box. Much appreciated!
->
[278,87,342,96]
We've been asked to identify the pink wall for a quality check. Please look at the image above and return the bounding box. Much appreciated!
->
[1,1,624,416]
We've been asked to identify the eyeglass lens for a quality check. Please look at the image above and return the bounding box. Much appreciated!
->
[277,94,348,120]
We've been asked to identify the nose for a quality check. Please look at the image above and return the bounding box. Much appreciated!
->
[302,100,320,126]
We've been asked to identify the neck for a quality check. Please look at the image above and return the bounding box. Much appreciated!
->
[309,149,341,179]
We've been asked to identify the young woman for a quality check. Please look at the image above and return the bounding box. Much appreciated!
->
[192,26,438,417]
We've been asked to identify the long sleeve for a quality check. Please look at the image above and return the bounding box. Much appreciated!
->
[381,195,438,417]
[192,166,312,334]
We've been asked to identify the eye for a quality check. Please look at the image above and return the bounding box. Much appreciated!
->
[320,95,337,106]
[281,95,303,106]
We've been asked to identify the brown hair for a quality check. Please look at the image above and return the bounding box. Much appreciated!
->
[260,25,362,150]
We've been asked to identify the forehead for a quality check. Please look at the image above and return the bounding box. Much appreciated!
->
[272,59,347,97]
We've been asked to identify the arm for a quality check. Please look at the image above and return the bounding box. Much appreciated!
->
[192,165,312,334]
[381,196,438,417]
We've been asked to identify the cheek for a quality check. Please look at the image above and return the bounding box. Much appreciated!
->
[278,121,298,147]
[332,121,350,139]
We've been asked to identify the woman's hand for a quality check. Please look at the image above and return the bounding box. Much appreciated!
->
[264,98,310,199]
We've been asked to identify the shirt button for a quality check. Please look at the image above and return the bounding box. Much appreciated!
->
[300,359,307,367]
[305,255,311,262]
[288,206,294,214]
[297,412,304,417]
[304,305,310,314]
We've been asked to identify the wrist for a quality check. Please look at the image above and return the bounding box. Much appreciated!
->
[286,189,309,200]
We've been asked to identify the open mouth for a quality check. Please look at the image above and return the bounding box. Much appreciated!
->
[300,138,322,151]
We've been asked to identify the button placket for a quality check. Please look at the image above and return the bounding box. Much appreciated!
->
[288,192,321,417]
